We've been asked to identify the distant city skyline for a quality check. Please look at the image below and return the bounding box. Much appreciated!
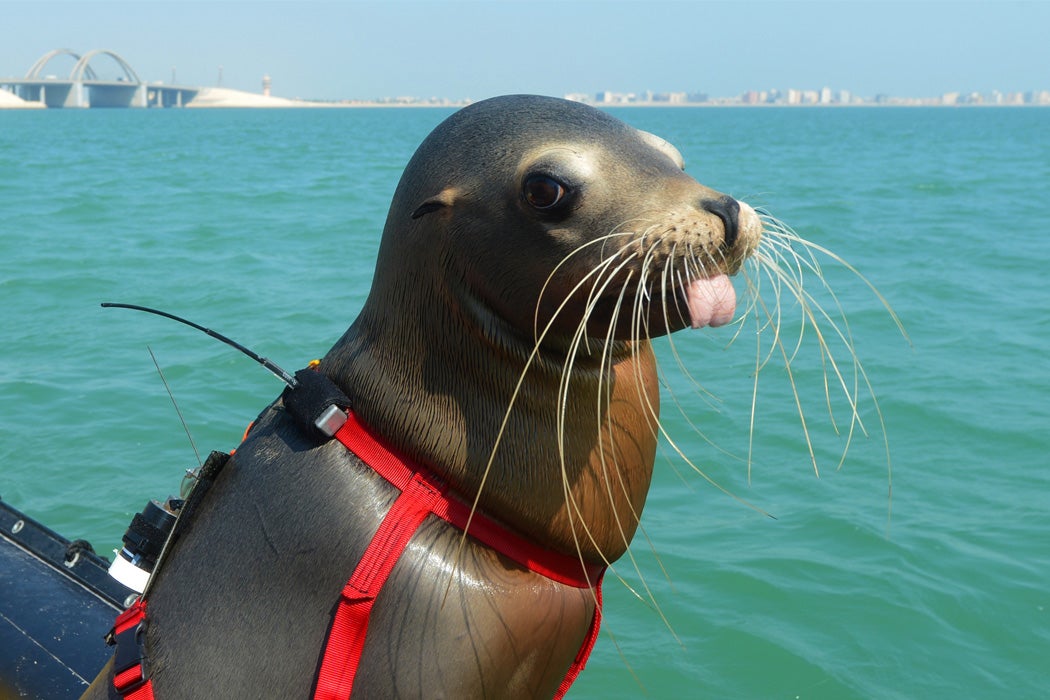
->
[1,2,1047,102]
[6,45,1047,109]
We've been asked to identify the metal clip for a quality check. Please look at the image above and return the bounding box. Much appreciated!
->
[315,404,348,437]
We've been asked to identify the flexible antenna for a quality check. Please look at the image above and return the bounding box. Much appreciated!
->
[101,303,298,388]
[147,345,202,468]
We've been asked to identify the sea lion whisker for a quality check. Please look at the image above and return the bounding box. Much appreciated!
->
[684,242,714,282]
[753,237,829,369]
[634,240,663,338]
[743,245,804,443]
[774,278,894,494]
[749,284,822,476]
[774,272,817,367]
[779,282,896,501]
[787,292,891,471]
[598,217,661,260]
[451,251,635,598]
[634,248,768,505]
[662,261,741,423]
[791,283,870,434]
[744,253,790,373]
[472,245,627,466]
[750,246,839,475]
[725,254,783,481]
[639,245,761,479]
[753,240,816,367]
[743,218,897,489]
[532,229,641,342]
[553,323,598,567]
[756,226,893,450]
[551,271,667,608]
[579,253,633,341]
[658,347,746,465]
[599,262,694,641]
[743,251,782,334]
[593,285,683,630]
[755,245,872,435]
[632,260,663,426]
[759,213,906,341]
[737,257,768,320]
[656,409,772,515]
[768,287,863,451]
[759,230,814,290]
[746,309,763,482]
[667,261,719,398]
[742,255,792,480]
[755,256,844,393]
[443,263,604,605]
[663,247,697,333]
[543,252,648,555]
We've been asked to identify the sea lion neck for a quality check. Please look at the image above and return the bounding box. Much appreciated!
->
[320,273,657,563]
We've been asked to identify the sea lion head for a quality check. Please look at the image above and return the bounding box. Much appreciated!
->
[367,94,762,349]
[324,95,764,559]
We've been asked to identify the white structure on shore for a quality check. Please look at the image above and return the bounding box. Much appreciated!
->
[0,48,321,109]
[185,87,320,108]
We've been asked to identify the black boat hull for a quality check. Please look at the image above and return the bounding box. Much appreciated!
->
[0,499,135,699]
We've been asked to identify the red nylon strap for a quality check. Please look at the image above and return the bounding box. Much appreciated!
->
[332,411,603,588]
[313,475,441,699]
[312,411,606,700]
[555,572,604,699]
[111,599,156,700]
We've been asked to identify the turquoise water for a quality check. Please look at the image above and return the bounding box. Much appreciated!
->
[1,105,1047,698]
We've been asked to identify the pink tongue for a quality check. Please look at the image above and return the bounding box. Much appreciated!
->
[685,274,737,328]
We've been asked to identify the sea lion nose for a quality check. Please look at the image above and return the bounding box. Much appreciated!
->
[701,196,740,249]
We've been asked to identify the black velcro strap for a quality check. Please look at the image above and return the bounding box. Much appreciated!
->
[123,514,167,556]
[168,450,230,543]
[282,368,352,438]
[197,449,230,483]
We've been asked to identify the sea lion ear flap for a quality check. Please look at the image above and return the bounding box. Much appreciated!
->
[637,129,686,171]
[411,187,459,219]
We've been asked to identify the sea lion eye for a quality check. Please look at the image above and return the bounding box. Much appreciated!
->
[523,174,567,210]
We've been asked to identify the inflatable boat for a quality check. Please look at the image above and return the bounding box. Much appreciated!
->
[0,497,136,698]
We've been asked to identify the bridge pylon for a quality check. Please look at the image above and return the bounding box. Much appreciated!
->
[3,49,198,108]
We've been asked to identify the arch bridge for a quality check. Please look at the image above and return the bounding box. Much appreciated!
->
[1,49,198,108]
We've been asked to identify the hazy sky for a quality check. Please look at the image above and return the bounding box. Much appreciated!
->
[1,1,1047,101]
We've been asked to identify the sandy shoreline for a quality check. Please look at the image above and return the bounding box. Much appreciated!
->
[4,86,1045,110]
[0,88,46,109]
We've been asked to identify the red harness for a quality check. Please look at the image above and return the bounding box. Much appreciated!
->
[317,411,605,698]
[112,410,605,700]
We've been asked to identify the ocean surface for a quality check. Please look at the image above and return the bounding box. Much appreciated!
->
[1,104,1047,699]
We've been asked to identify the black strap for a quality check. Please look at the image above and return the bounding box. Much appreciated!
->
[281,368,352,438]
[167,450,230,544]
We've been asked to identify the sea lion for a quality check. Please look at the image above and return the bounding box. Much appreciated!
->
[84,94,763,698]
